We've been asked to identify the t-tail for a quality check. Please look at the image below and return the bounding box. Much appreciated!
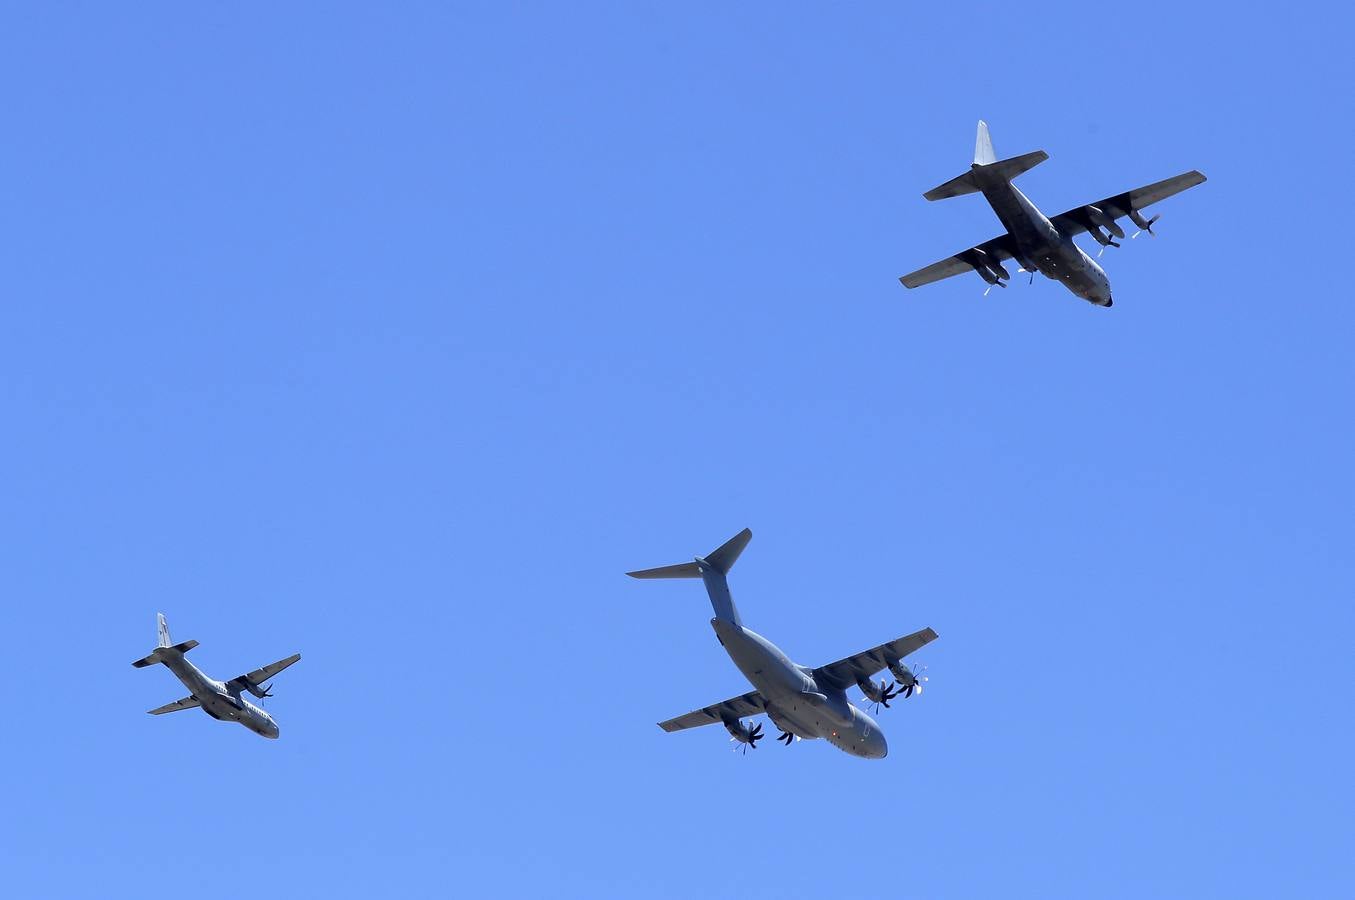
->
[131,612,200,668]
[627,528,752,627]
[923,120,1049,201]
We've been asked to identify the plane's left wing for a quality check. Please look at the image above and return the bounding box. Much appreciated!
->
[658,689,767,733]
[148,695,201,715]
[813,626,938,691]
[1050,170,1207,239]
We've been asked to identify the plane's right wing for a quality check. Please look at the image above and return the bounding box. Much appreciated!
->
[900,233,1019,289]
[1050,170,1207,238]
[227,653,302,695]
[813,627,939,691]
[148,695,201,715]
[658,689,767,733]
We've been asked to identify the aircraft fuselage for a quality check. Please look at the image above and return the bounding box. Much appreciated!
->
[974,169,1113,307]
[160,648,280,738]
[710,618,887,759]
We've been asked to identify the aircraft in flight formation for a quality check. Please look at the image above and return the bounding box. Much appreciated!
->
[629,529,936,759]
[132,126,1208,750]
[132,613,300,739]
[901,121,1206,307]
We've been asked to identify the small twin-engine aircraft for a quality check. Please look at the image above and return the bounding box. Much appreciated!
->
[629,529,936,759]
[132,613,300,739]
[900,121,1206,307]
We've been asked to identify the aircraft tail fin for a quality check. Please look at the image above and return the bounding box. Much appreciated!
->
[923,120,1048,201]
[974,119,996,166]
[133,613,197,668]
[627,529,751,627]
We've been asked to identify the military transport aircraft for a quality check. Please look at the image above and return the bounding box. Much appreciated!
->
[132,613,300,739]
[629,529,936,759]
[900,121,1206,307]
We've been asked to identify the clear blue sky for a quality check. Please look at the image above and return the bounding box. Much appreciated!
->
[2,5,1351,898]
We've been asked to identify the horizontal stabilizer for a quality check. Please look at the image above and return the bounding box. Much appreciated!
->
[626,561,701,579]
[627,529,752,627]
[171,640,198,653]
[702,528,751,575]
[923,170,981,202]
[984,150,1048,182]
[131,651,162,668]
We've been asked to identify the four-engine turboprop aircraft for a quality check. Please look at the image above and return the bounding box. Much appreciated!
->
[629,529,936,759]
[900,121,1206,307]
[132,613,300,739]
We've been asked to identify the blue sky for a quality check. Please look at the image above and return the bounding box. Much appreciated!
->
[2,4,1351,898]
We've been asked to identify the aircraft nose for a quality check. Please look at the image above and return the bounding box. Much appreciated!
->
[867,730,887,759]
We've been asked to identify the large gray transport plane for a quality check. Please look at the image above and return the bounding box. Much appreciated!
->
[901,121,1206,307]
[132,613,300,739]
[629,529,936,759]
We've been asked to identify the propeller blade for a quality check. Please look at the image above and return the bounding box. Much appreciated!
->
[1132,215,1160,239]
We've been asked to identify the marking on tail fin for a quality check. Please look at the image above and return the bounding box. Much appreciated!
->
[156,612,171,648]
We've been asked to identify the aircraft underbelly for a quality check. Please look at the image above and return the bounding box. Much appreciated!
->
[713,621,808,701]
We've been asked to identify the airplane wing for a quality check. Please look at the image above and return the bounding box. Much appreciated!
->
[227,652,301,695]
[147,695,202,715]
[658,689,767,733]
[813,626,939,691]
[900,233,1019,288]
[1050,170,1207,238]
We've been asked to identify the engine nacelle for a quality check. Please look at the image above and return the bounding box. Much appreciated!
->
[1128,208,1160,236]
[888,660,918,688]
[966,247,1008,286]
[1086,226,1120,248]
[1086,205,1126,239]
[721,715,762,746]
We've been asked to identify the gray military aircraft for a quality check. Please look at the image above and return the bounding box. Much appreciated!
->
[132,613,300,739]
[629,529,936,759]
[900,121,1206,307]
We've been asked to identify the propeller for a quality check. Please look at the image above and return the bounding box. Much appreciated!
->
[1096,240,1121,259]
[888,661,929,698]
[902,664,929,698]
[775,729,799,746]
[859,679,904,713]
[982,280,1008,297]
[1017,267,1035,285]
[1131,214,1160,239]
[244,679,274,700]
[728,721,763,754]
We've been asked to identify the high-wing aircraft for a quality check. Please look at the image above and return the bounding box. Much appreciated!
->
[132,613,300,739]
[900,121,1206,307]
[629,529,936,759]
